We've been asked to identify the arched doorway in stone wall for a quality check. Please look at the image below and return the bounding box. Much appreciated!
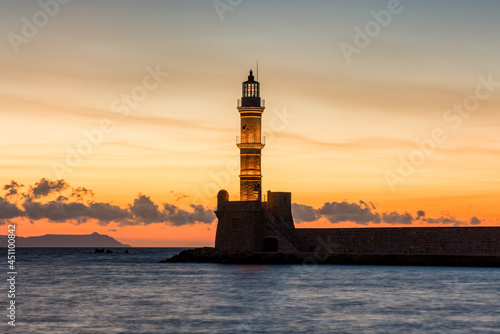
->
[263,237,278,252]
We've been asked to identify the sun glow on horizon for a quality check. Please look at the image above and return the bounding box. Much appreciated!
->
[1,1,499,245]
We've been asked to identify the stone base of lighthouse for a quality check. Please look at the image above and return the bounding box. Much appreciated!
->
[215,190,299,253]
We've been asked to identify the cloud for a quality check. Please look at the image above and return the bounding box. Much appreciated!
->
[291,203,321,223]
[0,197,24,219]
[278,133,418,153]
[167,204,215,226]
[28,178,69,199]
[125,195,215,226]
[174,192,189,201]
[0,179,483,229]
[318,201,381,225]
[23,200,92,222]
[470,216,481,225]
[22,196,131,224]
[382,211,414,225]
[88,202,133,224]
[424,215,481,227]
[3,180,24,198]
[70,187,95,201]
[292,200,484,227]
[125,114,230,133]
[129,195,166,224]
[1,179,215,227]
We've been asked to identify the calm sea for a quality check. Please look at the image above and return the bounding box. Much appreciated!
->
[1,247,499,333]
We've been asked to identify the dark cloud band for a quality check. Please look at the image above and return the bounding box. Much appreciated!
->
[0,179,482,228]
[0,179,215,227]
[292,202,482,227]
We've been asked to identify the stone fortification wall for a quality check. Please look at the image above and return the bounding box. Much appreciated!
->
[215,200,265,252]
[295,227,500,256]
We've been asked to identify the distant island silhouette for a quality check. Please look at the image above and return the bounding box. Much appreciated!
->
[0,232,130,248]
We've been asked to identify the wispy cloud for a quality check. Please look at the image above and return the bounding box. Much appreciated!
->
[278,133,500,158]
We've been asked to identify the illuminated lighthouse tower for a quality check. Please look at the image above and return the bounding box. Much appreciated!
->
[237,70,265,201]
[215,69,296,253]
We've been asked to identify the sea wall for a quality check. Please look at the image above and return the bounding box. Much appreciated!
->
[295,227,500,256]
[163,247,500,267]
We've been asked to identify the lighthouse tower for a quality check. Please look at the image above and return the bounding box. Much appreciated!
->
[215,69,296,253]
[237,70,265,201]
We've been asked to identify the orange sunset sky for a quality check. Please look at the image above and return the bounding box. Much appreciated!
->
[1,1,499,246]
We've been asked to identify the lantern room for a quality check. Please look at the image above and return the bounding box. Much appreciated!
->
[240,70,263,107]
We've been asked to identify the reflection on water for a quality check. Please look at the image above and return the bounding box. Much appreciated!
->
[6,248,500,334]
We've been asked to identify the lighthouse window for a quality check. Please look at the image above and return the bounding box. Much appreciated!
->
[244,84,258,97]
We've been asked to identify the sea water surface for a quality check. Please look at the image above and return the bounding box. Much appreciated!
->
[2,247,500,333]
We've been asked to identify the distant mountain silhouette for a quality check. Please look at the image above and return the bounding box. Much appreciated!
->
[0,232,131,247]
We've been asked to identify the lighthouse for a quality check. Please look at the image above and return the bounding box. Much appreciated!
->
[215,69,295,253]
[237,70,265,201]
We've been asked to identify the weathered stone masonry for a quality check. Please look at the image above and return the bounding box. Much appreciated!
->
[296,227,500,256]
